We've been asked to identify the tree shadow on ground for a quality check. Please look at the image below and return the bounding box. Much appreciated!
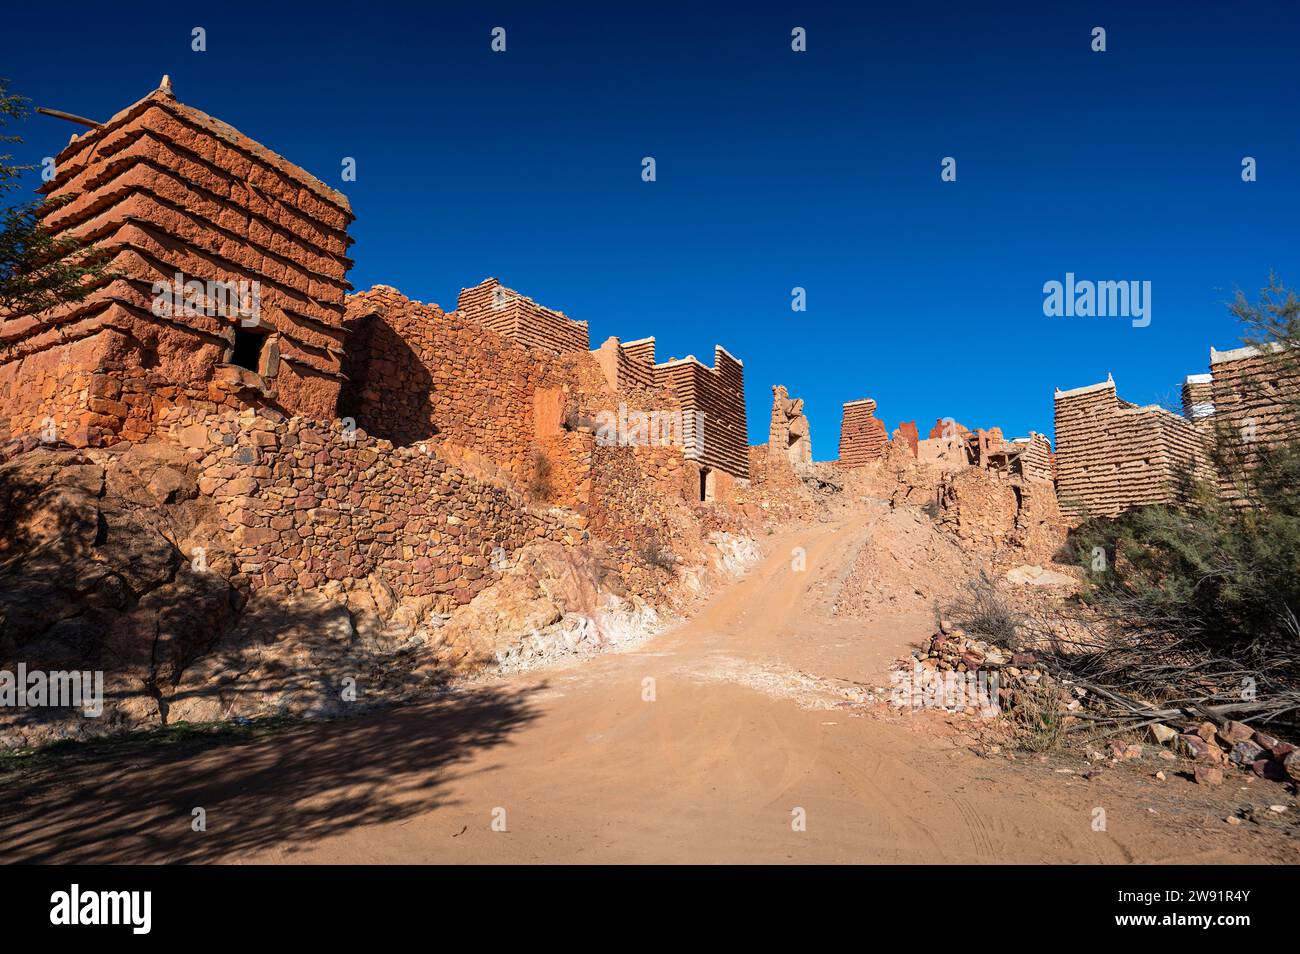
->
[0,682,543,863]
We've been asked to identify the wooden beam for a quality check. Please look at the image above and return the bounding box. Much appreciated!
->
[35,107,104,130]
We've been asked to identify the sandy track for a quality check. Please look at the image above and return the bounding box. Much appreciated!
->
[2,516,1291,864]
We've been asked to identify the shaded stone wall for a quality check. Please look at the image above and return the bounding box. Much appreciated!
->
[458,278,590,354]
[1053,377,1208,520]
[837,398,887,466]
[1208,345,1300,486]
[166,408,574,611]
[343,285,577,485]
[0,84,353,447]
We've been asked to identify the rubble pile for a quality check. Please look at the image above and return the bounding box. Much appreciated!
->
[1157,719,1300,786]
[889,620,1078,718]
[890,618,1300,791]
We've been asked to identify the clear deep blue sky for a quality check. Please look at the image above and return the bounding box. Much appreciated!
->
[5,1,1297,459]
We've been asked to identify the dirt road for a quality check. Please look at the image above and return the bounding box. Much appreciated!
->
[3,517,1293,864]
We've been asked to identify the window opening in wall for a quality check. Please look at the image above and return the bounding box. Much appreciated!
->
[231,326,266,373]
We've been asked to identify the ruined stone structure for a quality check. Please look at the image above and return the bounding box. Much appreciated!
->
[837,398,888,466]
[1207,344,1300,456]
[592,335,658,395]
[1182,372,1215,424]
[927,418,970,441]
[592,335,749,481]
[457,278,590,355]
[895,421,920,457]
[1046,343,1300,520]
[342,285,581,484]
[0,84,753,496]
[769,385,811,466]
[0,82,354,448]
[654,348,749,482]
[1053,375,1208,520]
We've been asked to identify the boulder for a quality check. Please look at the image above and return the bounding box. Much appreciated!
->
[1149,723,1178,745]
[1194,765,1225,786]
[1285,750,1300,783]
[1216,720,1254,746]
[1229,740,1265,767]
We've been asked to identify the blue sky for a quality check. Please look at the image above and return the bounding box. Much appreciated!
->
[4,1,1297,459]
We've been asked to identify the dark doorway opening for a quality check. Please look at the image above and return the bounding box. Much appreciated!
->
[699,466,715,503]
[231,326,266,373]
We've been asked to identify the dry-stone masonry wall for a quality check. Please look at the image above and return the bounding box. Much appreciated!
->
[168,407,575,611]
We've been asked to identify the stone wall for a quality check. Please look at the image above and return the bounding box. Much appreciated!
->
[592,335,661,399]
[1017,432,1055,483]
[1054,376,1208,520]
[1208,344,1300,462]
[166,407,575,612]
[837,398,887,466]
[769,384,812,466]
[458,278,590,354]
[0,82,353,447]
[653,347,749,480]
[343,285,582,487]
[895,421,920,457]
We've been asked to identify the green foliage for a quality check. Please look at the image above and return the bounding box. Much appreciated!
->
[1,78,34,195]
[1071,279,1300,685]
[0,77,110,315]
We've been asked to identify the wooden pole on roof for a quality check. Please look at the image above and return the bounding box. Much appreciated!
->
[35,107,104,130]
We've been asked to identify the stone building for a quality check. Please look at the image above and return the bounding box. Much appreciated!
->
[769,385,811,467]
[592,335,749,482]
[1206,343,1300,455]
[1053,375,1208,520]
[0,80,354,447]
[457,278,590,354]
[836,398,888,466]
[1,83,753,494]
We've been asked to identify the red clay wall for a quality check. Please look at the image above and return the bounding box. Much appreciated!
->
[837,399,887,466]
[457,278,590,354]
[343,285,583,486]
[0,85,353,446]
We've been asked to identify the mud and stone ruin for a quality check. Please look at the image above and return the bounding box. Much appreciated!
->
[1053,375,1208,520]
[0,82,788,742]
[1050,343,1299,520]
[0,82,750,481]
[0,82,763,627]
[769,385,811,467]
[836,398,889,466]
[5,80,1297,748]
[0,83,355,447]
